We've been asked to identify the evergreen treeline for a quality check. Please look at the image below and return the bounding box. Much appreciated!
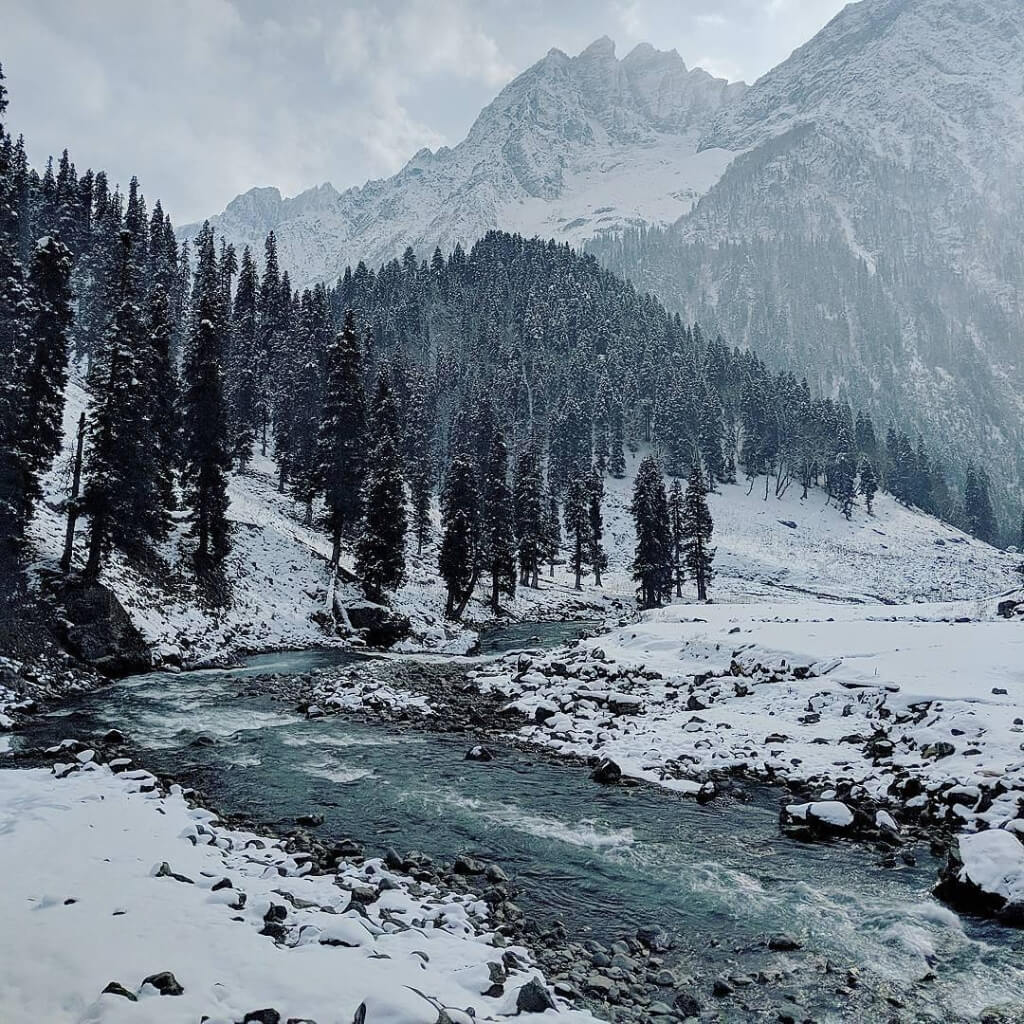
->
[0,63,1008,619]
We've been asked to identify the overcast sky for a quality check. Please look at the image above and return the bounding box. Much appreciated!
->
[1,0,847,224]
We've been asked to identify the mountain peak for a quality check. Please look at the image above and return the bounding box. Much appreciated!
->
[579,35,616,59]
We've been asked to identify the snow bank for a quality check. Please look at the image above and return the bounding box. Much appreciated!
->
[0,761,597,1023]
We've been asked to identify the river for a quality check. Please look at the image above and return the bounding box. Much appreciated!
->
[4,624,1023,1022]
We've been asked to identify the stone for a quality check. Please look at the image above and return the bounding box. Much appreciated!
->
[453,854,486,875]
[141,971,183,996]
[102,981,137,1001]
[712,977,733,997]
[673,991,701,1017]
[243,1011,281,1024]
[344,602,411,647]
[465,744,495,762]
[636,926,671,952]
[54,579,151,676]
[516,978,557,1013]
[296,813,324,827]
[101,728,126,745]
[485,863,509,883]
[768,934,803,952]
[591,758,622,784]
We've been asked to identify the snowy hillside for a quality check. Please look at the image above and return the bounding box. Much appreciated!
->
[594,0,1024,524]
[179,38,745,288]
[24,368,1019,675]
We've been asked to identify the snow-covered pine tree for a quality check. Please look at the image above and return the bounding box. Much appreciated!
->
[513,442,545,587]
[404,372,434,554]
[859,458,878,515]
[480,424,515,612]
[964,465,997,545]
[10,235,73,530]
[228,246,258,467]
[587,469,606,586]
[438,452,478,619]
[0,63,31,548]
[681,459,714,602]
[608,401,626,479]
[354,368,407,602]
[630,455,672,609]
[180,224,232,577]
[317,309,366,566]
[543,488,561,578]
[831,450,856,520]
[668,477,685,598]
[563,471,590,591]
[254,232,282,457]
[82,230,153,575]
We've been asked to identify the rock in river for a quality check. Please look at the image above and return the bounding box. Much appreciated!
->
[591,757,622,784]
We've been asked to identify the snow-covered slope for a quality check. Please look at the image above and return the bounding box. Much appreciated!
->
[23,368,1020,678]
[179,38,745,287]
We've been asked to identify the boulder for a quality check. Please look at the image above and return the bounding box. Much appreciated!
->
[140,971,183,996]
[465,745,495,762]
[934,829,1024,926]
[673,992,701,1018]
[54,579,150,677]
[516,978,557,1013]
[590,758,622,784]
[101,981,137,1001]
[343,601,411,648]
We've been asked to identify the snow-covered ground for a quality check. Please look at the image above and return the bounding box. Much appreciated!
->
[24,364,1018,677]
[25,372,625,672]
[0,756,598,1024]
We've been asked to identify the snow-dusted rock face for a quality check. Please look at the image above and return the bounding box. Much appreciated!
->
[592,0,1024,521]
[179,38,745,287]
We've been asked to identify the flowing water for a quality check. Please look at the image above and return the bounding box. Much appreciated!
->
[5,629,1023,1022]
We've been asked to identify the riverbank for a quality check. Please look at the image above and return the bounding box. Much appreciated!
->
[0,741,604,1024]
[6,646,1024,1022]
[284,597,1024,930]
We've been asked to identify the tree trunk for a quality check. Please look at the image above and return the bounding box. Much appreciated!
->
[490,569,500,614]
[60,413,86,575]
[330,528,341,569]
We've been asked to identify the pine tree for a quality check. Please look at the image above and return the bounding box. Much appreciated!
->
[681,459,714,602]
[608,402,626,479]
[832,451,857,520]
[859,459,878,515]
[11,235,74,526]
[354,370,407,601]
[543,488,561,578]
[228,246,258,466]
[317,310,366,566]
[563,472,590,591]
[480,425,515,611]
[630,455,672,609]
[439,453,479,619]
[82,231,152,574]
[587,470,606,586]
[405,374,434,554]
[964,465,997,545]
[180,224,232,576]
[254,232,282,456]
[513,442,545,587]
[668,477,685,597]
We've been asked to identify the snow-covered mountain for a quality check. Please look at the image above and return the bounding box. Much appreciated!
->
[591,0,1024,524]
[179,38,746,286]
[185,0,1024,524]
